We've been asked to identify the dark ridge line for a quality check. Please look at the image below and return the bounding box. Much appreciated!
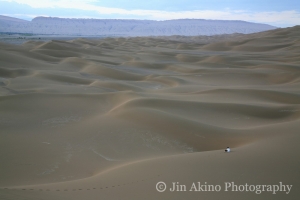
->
[0,174,161,192]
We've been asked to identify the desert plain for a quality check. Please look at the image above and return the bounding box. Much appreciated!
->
[0,26,300,199]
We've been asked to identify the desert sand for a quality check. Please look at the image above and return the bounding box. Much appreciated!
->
[0,26,299,199]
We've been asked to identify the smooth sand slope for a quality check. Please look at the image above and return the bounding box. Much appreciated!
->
[0,26,300,200]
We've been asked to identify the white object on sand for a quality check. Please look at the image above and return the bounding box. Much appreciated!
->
[225,147,231,152]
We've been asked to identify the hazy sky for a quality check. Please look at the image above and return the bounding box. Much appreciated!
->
[1,0,299,27]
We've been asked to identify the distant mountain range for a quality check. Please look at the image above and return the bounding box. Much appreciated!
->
[0,15,277,36]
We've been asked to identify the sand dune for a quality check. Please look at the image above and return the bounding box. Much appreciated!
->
[0,26,300,199]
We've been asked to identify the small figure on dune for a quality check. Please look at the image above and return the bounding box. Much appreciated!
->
[225,147,230,152]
